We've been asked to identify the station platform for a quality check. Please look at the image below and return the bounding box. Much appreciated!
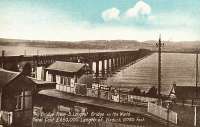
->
[38,89,179,127]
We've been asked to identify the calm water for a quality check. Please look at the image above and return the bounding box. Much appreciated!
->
[0,45,124,56]
[106,53,197,94]
[1,46,197,95]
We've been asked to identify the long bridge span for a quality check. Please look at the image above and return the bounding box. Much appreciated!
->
[0,49,151,77]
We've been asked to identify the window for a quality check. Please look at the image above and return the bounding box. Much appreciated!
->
[64,77,69,86]
[15,91,32,110]
[15,92,23,110]
[60,76,65,85]
[47,74,52,82]
[56,75,61,84]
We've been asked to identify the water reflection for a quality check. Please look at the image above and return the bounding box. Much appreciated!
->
[105,53,196,95]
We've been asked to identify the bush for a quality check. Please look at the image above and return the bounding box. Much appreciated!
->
[147,86,158,97]
[129,87,141,95]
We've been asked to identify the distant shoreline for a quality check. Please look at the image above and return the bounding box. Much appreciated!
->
[0,38,200,53]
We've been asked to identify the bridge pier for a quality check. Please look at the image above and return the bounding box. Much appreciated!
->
[131,55,134,61]
[111,58,114,72]
[101,59,105,76]
[122,56,125,66]
[88,61,93,73]
[106,59,110,74]
[115,57,118,69]
[95,60,99,77]
[128,55,131,63]
[121,56,124,66]
[116,57,120,69]
[113,58,116,71]
[123,56,126,65]
[118,57,121,68]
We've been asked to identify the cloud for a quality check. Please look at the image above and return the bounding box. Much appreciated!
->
[101,0,153,24]
[101,8,120,21]
[125,0,151,18]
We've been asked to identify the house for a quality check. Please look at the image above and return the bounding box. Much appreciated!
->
[0,68,35,127]
[44,61,93,94]
[169,84,200,104]
[0,68,56,127]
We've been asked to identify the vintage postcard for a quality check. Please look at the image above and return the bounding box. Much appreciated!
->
[0,0,199,127]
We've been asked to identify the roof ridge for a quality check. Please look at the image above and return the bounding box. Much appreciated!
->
[46,61,86,73]
[0,68,20,74]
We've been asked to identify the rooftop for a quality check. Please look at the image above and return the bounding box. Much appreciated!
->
[173,85,200,99]
[29,77,56,90]
[0,68,20,87]
[0,68,56,90]
[46,61,85,73]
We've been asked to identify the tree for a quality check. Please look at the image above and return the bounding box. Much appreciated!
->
[147,86,157,97]
[21,63,32,76]
[129,87,141,95]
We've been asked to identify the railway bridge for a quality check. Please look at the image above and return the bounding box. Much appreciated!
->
[0,49,151,78]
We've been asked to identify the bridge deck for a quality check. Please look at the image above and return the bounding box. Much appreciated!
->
[38,89,179,127]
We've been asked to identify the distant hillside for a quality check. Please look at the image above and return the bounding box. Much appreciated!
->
[0,38,154,50]
[144,40,200,53]
[1,38,200,52]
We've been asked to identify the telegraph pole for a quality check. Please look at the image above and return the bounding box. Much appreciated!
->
[156,34,164,102]
[194,50,199,127]
[196,51,199,98]
[158,35,161,100]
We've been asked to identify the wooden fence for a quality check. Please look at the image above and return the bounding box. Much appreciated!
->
[147,102,177,124]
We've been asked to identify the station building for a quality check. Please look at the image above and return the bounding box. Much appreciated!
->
[44,61,93,95]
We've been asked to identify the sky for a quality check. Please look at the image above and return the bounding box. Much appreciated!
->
[0,0,200,42]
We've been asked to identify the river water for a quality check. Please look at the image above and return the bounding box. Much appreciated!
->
[0,45,124,56]
[1,45,197,95]
[106,53,197,95]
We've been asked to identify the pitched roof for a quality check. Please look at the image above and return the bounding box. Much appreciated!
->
[29,77,56,90]
[0,68,20,87]
[0,68,55,91]
[46,61,85,73]
[174,85,200,99]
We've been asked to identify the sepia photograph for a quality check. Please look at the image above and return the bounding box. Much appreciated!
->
[0,0,200,127]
